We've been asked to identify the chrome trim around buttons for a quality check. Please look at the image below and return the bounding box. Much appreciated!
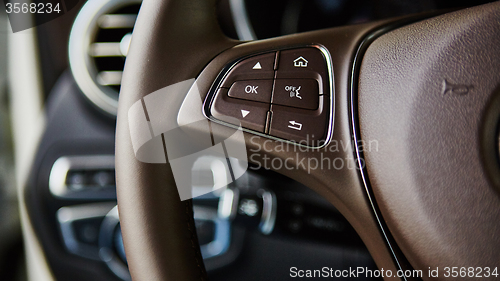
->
[203,45,335,149]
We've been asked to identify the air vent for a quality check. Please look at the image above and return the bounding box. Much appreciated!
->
[69,0,141,115]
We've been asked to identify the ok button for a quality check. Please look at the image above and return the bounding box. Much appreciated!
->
[228,80,273,103]
[245,85,259,94]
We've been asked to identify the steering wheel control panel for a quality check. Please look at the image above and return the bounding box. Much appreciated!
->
[205,46,333,147]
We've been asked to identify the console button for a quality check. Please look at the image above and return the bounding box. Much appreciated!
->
[211,89,269,133]
[272,79,319,110]
[228,80,273,103]
[207,47,332,146]
[221,52,276,88]
[269,98,329,146]
[276,48,328,80]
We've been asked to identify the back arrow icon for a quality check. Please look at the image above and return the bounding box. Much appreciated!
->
[287,120,303,131]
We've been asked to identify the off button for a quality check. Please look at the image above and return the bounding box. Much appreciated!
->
[272,79,319,110]
[228,80,273,103]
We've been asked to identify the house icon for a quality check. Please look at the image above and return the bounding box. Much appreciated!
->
[293,56,308,67]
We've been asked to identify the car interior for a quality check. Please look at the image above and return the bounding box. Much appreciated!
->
[0,0,499,280]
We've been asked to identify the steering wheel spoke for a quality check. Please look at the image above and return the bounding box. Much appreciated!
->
[116,0,500,280]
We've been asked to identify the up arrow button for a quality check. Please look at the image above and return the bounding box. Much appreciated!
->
[220,52,276,88]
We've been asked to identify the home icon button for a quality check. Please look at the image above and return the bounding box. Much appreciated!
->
[293,56,308,67]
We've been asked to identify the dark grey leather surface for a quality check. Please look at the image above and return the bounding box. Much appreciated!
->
[359,2,500,278]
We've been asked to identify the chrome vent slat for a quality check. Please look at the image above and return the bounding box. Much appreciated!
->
[97,71,123,86]
[98,14,137,29]
[90,42,124,57]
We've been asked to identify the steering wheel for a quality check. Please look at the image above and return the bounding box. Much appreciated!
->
[115,0,500,280]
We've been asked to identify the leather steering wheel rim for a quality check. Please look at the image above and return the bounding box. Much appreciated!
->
[116,1,500,280]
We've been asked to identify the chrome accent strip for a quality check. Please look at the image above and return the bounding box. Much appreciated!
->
[229,0,257,41]
[348,15,440,279]
[349,32,406,278]
[258,189,277,235]
[218,188,239,220]
[98,206,131,281]
[56,203,116,261]
[49,155,115,199]
[97,205,231,280]
[195,206,232,259]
